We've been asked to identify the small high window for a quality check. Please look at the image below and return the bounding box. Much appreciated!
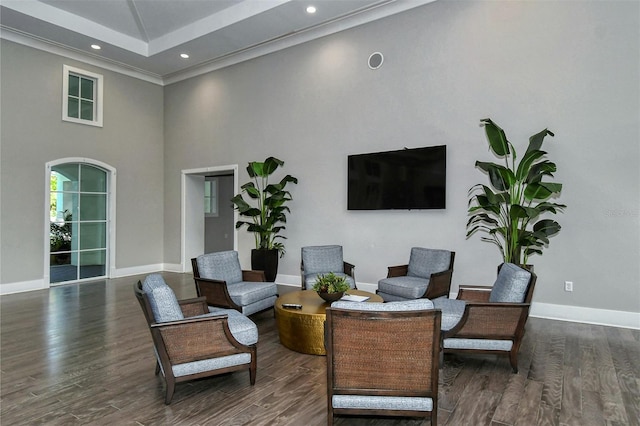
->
[62,65,103,127]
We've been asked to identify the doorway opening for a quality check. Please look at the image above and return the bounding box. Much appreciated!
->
[181,165,237,272]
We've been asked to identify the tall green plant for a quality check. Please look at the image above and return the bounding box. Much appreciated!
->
[467,118,566,264]
[231,157,298,257]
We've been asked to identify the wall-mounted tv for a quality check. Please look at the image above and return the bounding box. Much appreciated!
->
[348,145,446,210]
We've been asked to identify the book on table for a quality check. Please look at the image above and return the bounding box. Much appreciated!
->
[340,294,369,302]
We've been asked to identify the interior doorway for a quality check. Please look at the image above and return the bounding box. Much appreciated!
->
[181,165,238,272]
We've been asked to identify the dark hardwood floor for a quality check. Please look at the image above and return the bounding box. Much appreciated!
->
[1,273,638,425]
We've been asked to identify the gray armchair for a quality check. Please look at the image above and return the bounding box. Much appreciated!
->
[192,250,278,316]
[433,263,537,373]
[301,245,356,290]
[377,247,455,301]
[325,299,441,425]
[134,274,258,404]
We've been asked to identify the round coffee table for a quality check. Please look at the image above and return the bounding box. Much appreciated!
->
[275,289,383,355]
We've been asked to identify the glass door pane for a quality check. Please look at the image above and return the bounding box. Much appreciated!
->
[50,163,108,284]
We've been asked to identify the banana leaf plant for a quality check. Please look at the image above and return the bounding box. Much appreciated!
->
[467,118,566,265]
[231,157,298,257]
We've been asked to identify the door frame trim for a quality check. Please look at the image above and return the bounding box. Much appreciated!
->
[181,165,238,272]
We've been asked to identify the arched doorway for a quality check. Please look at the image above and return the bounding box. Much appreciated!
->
[46,159,115,285]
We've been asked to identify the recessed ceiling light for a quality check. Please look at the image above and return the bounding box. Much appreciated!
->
[180,53,190,59]
[306,6,316,14]
[91,44,101,50]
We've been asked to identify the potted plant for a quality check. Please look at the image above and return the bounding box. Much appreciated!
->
[231,157,298,281]
[312,272,351,302]
[467,118,566,267]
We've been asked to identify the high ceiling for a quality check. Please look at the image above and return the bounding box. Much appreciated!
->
[1,0,434,84]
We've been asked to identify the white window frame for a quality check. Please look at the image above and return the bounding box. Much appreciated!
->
[62,65,104,127]
[205,178,219,217]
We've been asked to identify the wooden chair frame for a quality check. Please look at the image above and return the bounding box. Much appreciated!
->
[442,271,537,373]
[134,281,257,404]
[300,260,356,290]
[325,307,441,425]
[383,251,455,299]
[191,257,270,314]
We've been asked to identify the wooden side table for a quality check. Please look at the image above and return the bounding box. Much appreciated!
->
[275,289,383,355]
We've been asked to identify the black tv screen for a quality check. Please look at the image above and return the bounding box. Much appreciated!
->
[348,145,446,210]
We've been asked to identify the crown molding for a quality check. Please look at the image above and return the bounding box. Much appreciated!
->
[2,0,436,86]
[1,28,164,85]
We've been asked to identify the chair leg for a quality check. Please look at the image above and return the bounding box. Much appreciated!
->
[155,361,161,375]
[509,351,519,374]
[164,379,175,405]
[249,347,257,385]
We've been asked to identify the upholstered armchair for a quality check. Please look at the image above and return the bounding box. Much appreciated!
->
[377,247,455,301]
[192,250,278,316]
[433,263,537,373]
[134,274,258,404]
[325,299,441,426]
[300,245,356,290]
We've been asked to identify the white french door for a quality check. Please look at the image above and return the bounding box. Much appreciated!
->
[49,162,109,284]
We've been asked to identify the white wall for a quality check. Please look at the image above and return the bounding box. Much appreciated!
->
[0,40,165,288]
[163,1,639,321]
[1,1,638,327]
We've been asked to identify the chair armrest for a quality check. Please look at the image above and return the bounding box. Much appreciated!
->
[457,286,492,302]
[178,296,209,317]
[423,268,453,299]
[151,315,253,364]
[387,264,409,278]
[343,261,355,278]
[242,270,266,282]
[444,302,531,339]
[193,276,241,311]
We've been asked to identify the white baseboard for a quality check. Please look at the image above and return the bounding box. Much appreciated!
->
[0,279,47,295]
[530,302,640,330]
[112,264,164,278]
[275,274,378,295]
[3,273,637,330]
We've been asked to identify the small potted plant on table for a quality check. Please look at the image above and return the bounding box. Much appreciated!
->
[312,272,351,303]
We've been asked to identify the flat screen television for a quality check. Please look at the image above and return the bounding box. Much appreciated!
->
[348,145,446,210]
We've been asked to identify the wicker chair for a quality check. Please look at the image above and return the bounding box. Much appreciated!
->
[377,247,455,301]
[192,250,278,316]
[134,274,258,404]
[300,245,356,290]
[325,300,441,425]
[433,263,537,373]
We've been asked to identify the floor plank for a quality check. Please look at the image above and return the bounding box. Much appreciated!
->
[1,273,639,425]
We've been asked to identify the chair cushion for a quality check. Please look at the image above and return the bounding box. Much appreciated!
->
[304,272,356,290]
[239,295,279,317]
[196,251,243,285]
[203,308,259,345]
[432,297,466,331]
[302,245,343,275]
[378,276,429,299]
[331,299,434,311]
[376,291,412,302]
[489,263,532,303]
[443,338,513,352]
[332,395,433,412]
[407,247,451,279]
[226,281,278,306]
[172,353,252,378]
[141,274,184,323]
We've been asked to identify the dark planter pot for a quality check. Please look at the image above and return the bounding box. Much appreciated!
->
[251,249,279,282]
[498,263,534,274]
[317,291,344,303]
